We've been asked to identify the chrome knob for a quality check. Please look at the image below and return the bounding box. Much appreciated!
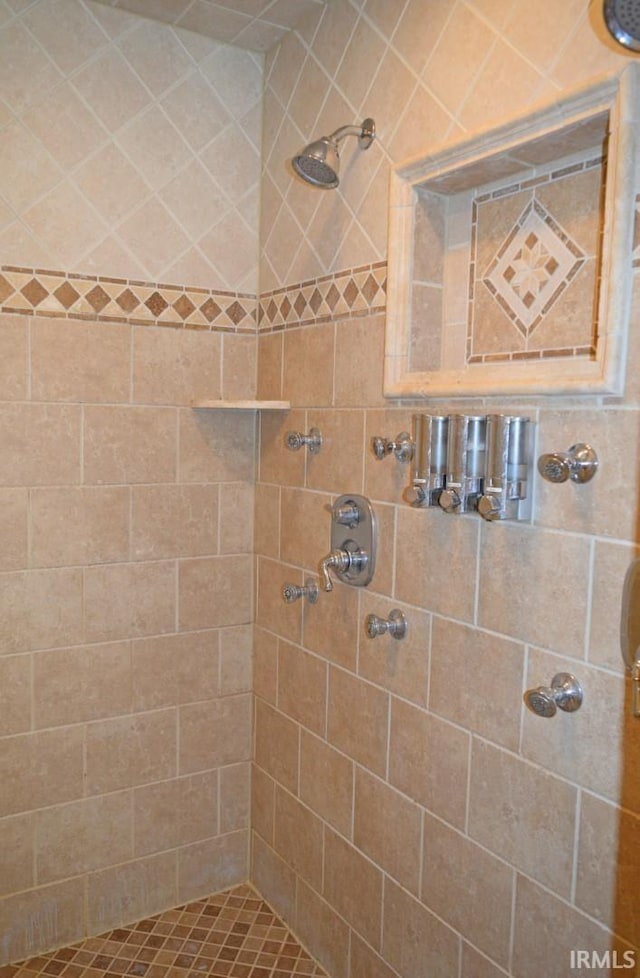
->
[371,432,414,463]
[331,501,361,526]
[524,672,583,717]
[404,485,428,508]
[537,443,598,484]
[366,609,408,640]
[282,579,319,604]
[285,427,323,454]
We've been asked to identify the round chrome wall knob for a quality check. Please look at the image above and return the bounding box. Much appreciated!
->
[524,672,583,717]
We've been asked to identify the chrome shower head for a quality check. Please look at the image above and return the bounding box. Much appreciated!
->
[292,118,375,189]
[603,0,640,51]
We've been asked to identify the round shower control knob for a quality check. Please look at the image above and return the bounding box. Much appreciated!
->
[524,673,583,718]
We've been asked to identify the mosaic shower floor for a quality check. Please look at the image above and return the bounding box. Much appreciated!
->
[0,885,329,978]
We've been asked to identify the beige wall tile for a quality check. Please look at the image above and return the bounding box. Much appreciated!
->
[0,655,31,736]
[305,409,365,494]
[132,630,219,711]
[295,879,351,978]
[421,811,514,967]
[178,693,252,774]
[220,761,250,833]
[395,506,478,622]
[363,409,416,506]
[522,648,640,812]
[477,522,590,658]
[277,640,326,736]
[354,767,422,895]
[84,560,176,642]
[461,944,508,978]
[535,409,640,542]
[83,406,177,485]
[302,577,359,671]
[513,874,633,978]
[220,482,254,554]
[133,771,218,856]
[219,624,252,695]
[327,667,388,777]
[0,568,84,654]
[468,739,577,898]
[85,709,177,795]
[0,878,85,966]
[251,764,275,845]
[0,315,28,400]
[31,319,130,403]
[334,314,386,407]
[299,729,353,838]
[350,933,398,978]
[0,488,28,571]
[576,792,640,947]
[256,556,302,644]
[222,334,257,401]
[324,827,383,949]
[430,617,524,750]
[382,878,460,978]
[132,325,221,405]
[87,851,177,935]
[254,699,299,795]
[389,697,469,830]
[36,792,133,884]
[34,641,131,728]
[131,484,218,560]
[251,834,297,927]
[177,829,248,904]
[256,332,283,401]
[359,598,430,707]
[178,408,255,484]
[280,486,330,569]
[282,325,334,407]
[254,482,280,558]
[0,404,81,487]
[258,409,306,487]
[273,786,323,890]
[589,540,639,673]
[0,726,84,817]
[253,627,277,705]
[178,555,252,630]
[0,812,35,897]
[30,487,130,568]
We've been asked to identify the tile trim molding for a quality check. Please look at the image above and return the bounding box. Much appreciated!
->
[0,261,388,334]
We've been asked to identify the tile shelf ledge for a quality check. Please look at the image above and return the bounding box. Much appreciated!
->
[190,399,290,410]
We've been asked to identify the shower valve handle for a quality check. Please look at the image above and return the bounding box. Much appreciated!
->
[371,432,414,463]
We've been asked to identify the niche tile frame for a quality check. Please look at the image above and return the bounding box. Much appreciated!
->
[384,66,640,399]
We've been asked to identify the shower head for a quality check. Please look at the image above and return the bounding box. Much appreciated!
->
[603,0,640,51]
[292,118,375,189]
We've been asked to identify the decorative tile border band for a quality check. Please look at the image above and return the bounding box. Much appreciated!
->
[633,193,640,267]
[258,261,387,331]
[0,266,257,333]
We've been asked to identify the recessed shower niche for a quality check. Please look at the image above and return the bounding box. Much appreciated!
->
[384,67,640,398]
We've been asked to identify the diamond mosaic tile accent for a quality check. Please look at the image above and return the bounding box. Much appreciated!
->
[258,262,387,331]
[483,199,585,336]
[0,267,257,333]
[0,885,329,978]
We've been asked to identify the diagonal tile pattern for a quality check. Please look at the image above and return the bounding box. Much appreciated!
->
[0,885,329,978]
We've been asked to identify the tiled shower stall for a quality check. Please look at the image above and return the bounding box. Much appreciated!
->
[1,1,639,977]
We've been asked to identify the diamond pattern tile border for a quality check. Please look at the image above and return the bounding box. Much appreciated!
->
[0,884,330,978]
[0,267,257,334]
[258,262,387,331]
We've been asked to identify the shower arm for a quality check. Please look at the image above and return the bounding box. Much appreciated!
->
[328,119,376,150]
